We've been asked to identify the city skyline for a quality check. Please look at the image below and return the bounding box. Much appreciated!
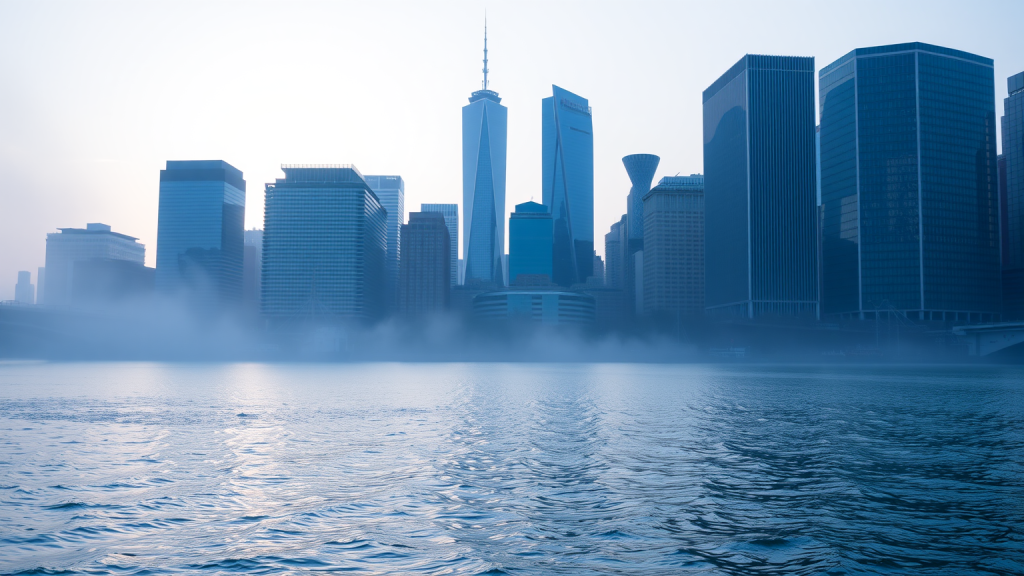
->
[2,1,1024,298]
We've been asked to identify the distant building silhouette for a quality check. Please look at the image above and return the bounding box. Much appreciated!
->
[543,85,594,286]
[1002,71,1024,320]
[603,216,626,289]
[364,175,405,309]
[44,223,148,306]
[398,212,450,318]
[14,271,34,305]
[421,203,459,287]
[592,255,604,287]
[509,201,553,285]
[463,22,507,287]
[35,267,45,304]
[155,160,245,307]
[622,154,660,313]
[703,54,818,318]
[262,165,386,325]
[243,229,263,314]
[820,43,1000,323]
[643,175,705,320]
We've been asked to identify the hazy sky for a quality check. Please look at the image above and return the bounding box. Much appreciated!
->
[1,0,1022,299]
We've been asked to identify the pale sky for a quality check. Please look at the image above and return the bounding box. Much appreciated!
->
[1,0,1022,299]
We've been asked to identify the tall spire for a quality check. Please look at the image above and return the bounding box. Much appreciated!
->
[482,14,489,90]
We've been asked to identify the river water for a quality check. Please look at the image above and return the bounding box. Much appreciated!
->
[0,362,1022,575]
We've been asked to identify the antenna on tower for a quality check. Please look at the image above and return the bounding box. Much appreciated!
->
[482,13,489,90]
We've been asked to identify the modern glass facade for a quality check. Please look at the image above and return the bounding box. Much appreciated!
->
[44,223,146,306]
[1002,71,1024,320]
[622,154,660,313]
[156,160,245,307]
[703,55,819,318]
[509,201,553,285]
[398,212,450,318]
[543,85,594,287]
[363,175,404,309]
[261,165,387,324]
[643,175,705,318]
[463,89,507,286]
[421,203,459,287]
[819,43,1001,322]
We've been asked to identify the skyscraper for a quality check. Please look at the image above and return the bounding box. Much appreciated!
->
[703,54,818,318]
[363,175,405,308]
[622,154,660,311]
[1001,71,1024,320]
[43,223,147,307]
[463,22,507,286]
[543,85,594,286]
[14,271,34,305]
[421,203,459,287]
[243,229,263,313]
[398,212,450,318]
[643,175,705,319]
[155,160,245,305]
[820,43,1000,323]
[508,201,553,285]
[261,165,387,324]
[604,216,626,289]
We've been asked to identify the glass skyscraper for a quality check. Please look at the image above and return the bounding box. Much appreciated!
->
[421,203,459,287]
[543,85,594,287]
[363,175,404,309]
[155,160,245,305]
[1001,71,1024,320]
[703,55,818,318]
[819,43,1001,323]
[604,217,625,289]
[462,25,507,286]
[508,201,553,285]
[261,165,387,324]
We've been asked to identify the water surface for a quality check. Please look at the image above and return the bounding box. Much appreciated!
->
[0,362,1022,574]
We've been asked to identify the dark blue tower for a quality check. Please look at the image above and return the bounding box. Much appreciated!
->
[703,55,819,319]
[819,43,1000,323]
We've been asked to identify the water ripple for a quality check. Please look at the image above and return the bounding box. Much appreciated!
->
[0,363,1021,574]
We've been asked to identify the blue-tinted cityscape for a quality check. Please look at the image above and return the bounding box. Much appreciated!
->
[2,28,1023,362]
[2,6,1024,574]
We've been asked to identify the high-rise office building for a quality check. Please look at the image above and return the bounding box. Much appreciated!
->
[508,201,553,285]
[14,271,34,305]
[604,216,626,289]
[703,54,818,318]
[643,175,705,319]
[463,23,507,286]
[1002,71,1024,320]
[243,229,263,313]
[421,203,459,286]
[36,267,45,304]
[820,43,1000,323]
[592,255,604,287]
[43,223,147,306]
[364,175,405,308]
[262,165,387,324]
[155,160,245,305]
[622,154,660,312]
[543,85,594,286]
[398,212,450,318]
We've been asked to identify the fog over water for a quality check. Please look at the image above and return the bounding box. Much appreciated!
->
[1,362,1022,574]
